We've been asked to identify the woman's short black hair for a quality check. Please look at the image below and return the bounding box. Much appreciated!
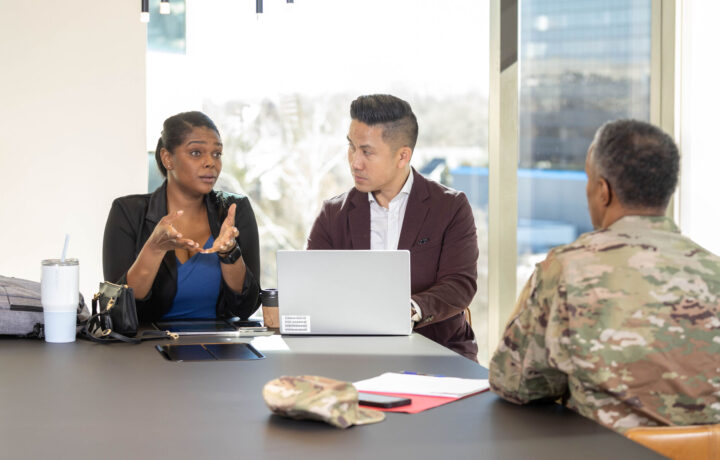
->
[592,119,679,209]
[154,111,220,178]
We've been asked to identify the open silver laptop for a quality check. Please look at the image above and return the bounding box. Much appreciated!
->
[276,250,412,335]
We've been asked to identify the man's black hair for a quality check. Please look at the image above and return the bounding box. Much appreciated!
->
[592,119,679,209]
[350,94,418,151]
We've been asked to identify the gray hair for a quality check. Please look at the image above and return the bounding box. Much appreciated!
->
[591,119,679,209]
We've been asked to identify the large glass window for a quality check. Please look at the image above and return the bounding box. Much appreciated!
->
[517,0,651,290]
[147,1,490,362]
[678,1,720,255]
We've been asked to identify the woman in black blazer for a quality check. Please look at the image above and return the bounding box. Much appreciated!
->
[103,111,260,322]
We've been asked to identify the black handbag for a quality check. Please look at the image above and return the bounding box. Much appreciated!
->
[81,281,177,344]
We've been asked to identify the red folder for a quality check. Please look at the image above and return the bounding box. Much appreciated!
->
[359,390,486,414]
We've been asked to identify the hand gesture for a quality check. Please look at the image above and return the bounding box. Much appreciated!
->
[202,203,240,254]
[146,210,200,254]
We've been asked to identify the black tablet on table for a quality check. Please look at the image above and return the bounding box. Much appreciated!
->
[156,343,265,362]
[153,318,264,334]
[154,319,236,333]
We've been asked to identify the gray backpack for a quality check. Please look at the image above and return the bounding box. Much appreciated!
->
[0,275,86,338]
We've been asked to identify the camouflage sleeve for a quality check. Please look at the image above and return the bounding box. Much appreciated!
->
[489,253,569,404]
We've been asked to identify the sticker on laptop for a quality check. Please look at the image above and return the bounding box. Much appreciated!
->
[282,315,311,333]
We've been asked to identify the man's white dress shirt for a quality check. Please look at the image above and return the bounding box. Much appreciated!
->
[368,171,422,322]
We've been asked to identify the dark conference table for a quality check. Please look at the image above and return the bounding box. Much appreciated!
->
[0,334,660,459]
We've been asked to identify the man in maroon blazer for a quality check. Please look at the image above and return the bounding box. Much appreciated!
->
[307,94,479,361]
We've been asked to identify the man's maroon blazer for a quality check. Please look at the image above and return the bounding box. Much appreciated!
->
[307,168,479,360]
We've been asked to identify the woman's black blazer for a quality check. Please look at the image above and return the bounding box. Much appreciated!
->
[102,181,261,323]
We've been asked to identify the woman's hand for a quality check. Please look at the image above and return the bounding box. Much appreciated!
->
[203,203,240,254]
[126,210,200,300]
[146,210,200,254]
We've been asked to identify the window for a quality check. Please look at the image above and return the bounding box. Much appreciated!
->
[147,0,490,361]
[678,1,720,254]
[517,0,651,290]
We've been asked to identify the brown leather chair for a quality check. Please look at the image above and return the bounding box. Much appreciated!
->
[626,424,720,460]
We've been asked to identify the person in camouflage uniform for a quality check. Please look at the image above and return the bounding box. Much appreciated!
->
[489,119,720,434]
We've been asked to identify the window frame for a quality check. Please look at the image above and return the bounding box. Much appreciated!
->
[485,0,675,358]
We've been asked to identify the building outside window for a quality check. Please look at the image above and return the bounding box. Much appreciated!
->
[516,0,651,291]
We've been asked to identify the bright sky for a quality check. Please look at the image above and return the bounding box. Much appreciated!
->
[191,0,488,98]
[147,0,489,147]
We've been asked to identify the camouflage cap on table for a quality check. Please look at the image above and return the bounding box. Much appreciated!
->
[262,375,386,429]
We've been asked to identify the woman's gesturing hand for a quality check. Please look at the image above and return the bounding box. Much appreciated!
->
[146,210,200,253]
[203,203,240,255]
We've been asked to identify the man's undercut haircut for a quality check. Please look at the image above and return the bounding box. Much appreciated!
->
[592,119,679,209]
[350,94,419,151]
[154,111,220,178]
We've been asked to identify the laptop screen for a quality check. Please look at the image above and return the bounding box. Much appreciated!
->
[276,250,412,336]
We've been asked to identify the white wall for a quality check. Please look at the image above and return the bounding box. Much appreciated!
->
[0,1,147,301]
[677,1,720,254]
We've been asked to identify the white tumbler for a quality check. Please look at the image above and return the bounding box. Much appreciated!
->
[41,259,79,343]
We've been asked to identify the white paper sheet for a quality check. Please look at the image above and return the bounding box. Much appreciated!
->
[353,372,490,398]
[250,335,290,351]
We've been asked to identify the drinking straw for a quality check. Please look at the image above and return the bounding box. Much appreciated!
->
[61,234,69,262]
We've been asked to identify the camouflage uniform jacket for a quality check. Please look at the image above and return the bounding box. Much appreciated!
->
[489,216,720,433]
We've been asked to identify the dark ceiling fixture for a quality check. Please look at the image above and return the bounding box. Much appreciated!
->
[141,0,294,22]
[140,0,149,23]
